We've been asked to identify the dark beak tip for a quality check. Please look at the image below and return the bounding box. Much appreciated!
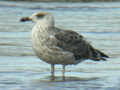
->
[20,18,26,22]
[20,18,25,22]
[20,17,30,22]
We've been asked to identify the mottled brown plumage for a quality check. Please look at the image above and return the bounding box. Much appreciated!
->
[55,30,108,61]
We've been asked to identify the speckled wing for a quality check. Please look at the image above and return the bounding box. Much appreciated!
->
[55,29,109,61]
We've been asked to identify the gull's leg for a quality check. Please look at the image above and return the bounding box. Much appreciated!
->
[62,65,66,81]
[51,64,55,80]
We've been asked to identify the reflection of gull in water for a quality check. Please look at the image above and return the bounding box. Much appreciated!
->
[20,12,109,80]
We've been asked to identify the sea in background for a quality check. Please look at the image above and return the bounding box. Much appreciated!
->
[0,1,120,90]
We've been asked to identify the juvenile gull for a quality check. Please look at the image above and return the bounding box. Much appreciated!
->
[20,12,109,80]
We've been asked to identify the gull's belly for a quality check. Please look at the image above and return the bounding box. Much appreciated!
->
[32,38,78,64]
[32,41,79,64]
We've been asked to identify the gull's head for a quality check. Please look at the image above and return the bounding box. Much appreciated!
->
[20,12,54,24]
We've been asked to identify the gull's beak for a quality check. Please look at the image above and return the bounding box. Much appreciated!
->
[20,17,32,22]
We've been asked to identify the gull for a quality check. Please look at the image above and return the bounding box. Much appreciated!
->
[20,12,109,80]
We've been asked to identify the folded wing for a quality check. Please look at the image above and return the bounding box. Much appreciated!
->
[55,29,109,61]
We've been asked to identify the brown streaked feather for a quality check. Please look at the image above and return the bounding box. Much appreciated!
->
[55,29,109,61]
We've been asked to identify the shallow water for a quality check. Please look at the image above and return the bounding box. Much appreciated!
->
[0,1,120,90]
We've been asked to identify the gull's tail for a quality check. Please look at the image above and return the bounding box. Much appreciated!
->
[89,46,109,61]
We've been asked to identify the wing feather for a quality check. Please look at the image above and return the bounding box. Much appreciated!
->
[54,29,109,61]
